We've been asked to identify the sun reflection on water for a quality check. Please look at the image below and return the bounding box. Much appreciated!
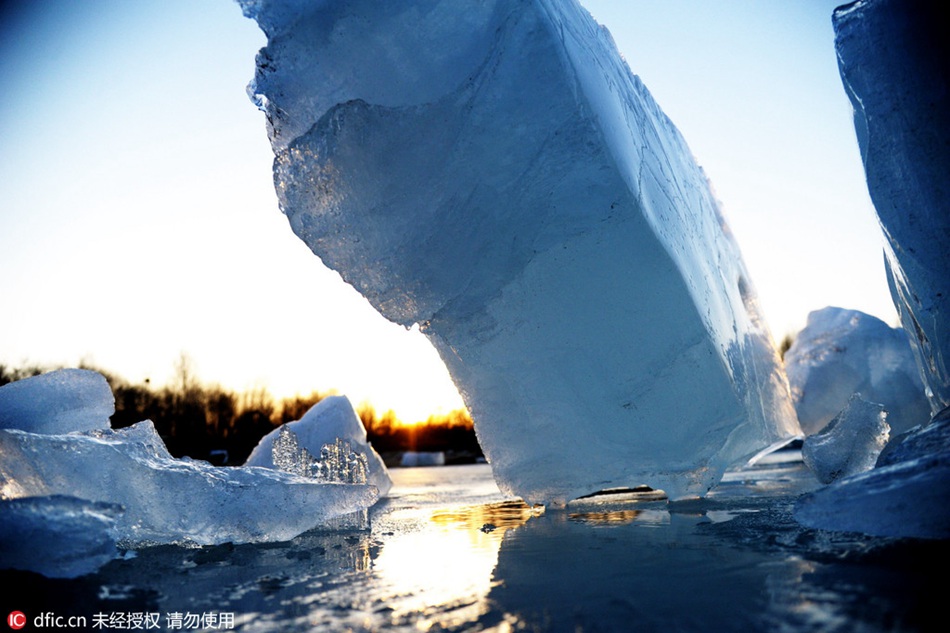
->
[371,500,541,628]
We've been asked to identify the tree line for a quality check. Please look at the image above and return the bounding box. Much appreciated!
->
[0,358,482,466]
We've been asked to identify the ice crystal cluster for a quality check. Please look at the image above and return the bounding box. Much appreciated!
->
[272,426,368,485]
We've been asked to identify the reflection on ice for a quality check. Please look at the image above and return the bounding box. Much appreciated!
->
[372,500,540,628]
[568,508,670,526]
[3,464,936,631]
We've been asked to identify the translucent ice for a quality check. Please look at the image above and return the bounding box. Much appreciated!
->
[794,407,950,539]
[241,0,799,503]
[246,395,391,497]
[784,307,929,435]
[833,0,950,413]
[0,495,120,578]
[0,369,114,434]
[0,421,378,546]
[801,395,889,484]
[272,428,369,485]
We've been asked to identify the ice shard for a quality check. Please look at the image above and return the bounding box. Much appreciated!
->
[801,394,889,484]
[241,0,799,503]
[833,0,950,413]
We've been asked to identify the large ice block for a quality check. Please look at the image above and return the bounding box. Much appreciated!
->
[0,421,377,546]
[833,0,950,413]
[245,395,392,497]
[241,0,799,503]
[0,369,114,434]
[784,307,929,435]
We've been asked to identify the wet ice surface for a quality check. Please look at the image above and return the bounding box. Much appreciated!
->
[5,462,939,632]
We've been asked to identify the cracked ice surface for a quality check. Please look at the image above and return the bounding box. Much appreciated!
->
[241,0,799,503]
[0,421,378,546]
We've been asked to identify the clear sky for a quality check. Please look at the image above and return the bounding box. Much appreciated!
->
[0,0,895,422]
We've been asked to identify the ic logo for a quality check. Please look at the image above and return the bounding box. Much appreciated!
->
[7,612,26,630]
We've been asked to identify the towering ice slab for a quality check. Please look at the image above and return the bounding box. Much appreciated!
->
[833,0,950,413]
[242,0,799,503]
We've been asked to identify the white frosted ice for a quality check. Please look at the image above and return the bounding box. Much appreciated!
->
[0,368,114,434]
[801,394,889,484]
[0,420,378,546]
[784,307,929,435]
[833,0,950,413]
[246,395,391,497]
[794,406,950,539]
[0,495,121,578]
[241,0,799,504]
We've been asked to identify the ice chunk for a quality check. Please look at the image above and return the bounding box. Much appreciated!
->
[0,420,377,546]
[245,395,391,497]
[0,495,121,578]
[784,307,929,435]
[0,369,114,434]
[833,0,950,413]
[794,407,950,539]
[801,395,889,484]
[242,0,799,504]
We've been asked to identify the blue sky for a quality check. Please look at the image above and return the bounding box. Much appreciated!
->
[0,1,893,421]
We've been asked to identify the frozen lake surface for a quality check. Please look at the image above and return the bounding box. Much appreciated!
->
[4,457,940,631]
